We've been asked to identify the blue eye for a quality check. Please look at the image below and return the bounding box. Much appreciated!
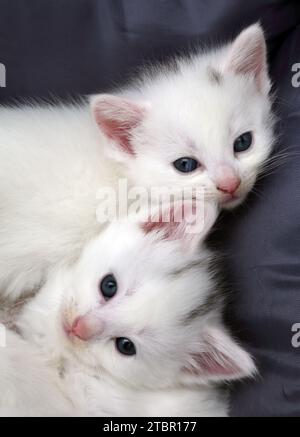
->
[100,274,117,299]
[173,157,199,173]
[116,337,136,356]
[234,132,253,153]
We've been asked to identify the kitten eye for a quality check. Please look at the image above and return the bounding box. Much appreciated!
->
[100,274,117,299]
[234,132,253,153]
[173,157,199,173]
[115,337,136,356]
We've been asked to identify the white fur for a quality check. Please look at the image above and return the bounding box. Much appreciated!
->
[0,211,255,417]
[0,331,74,417]
[0,24,274,301]
[0,332,227,416]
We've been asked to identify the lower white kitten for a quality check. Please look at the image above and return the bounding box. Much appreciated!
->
[0,23,274,301]
[0,202,255,416]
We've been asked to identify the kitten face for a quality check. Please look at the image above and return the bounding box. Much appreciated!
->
[128,75,272,209]
[21,202,254,390]
[92,24,274,209]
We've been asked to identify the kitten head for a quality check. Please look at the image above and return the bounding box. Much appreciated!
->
[22,200,255,390]
[91,24,274,209]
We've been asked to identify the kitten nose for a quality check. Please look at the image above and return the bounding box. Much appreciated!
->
[217,178,241,195]
[215,166,241,195]
[71,313,104,341]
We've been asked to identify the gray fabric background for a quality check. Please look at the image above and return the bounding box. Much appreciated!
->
[222,23,300,416]
[0,0,299,416]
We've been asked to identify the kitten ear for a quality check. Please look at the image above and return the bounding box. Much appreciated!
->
[90,94,148,157]
[224,23,270,93]
[181,325,256,384]
[141,200,218,252]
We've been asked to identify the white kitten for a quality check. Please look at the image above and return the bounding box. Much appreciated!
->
[94,24,274,210]
[0,23,274,300]
[1,202,255,417]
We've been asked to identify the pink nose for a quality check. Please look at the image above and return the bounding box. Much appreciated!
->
[70,314,104,341]
[217,178,241,195]
[215,165,241,195]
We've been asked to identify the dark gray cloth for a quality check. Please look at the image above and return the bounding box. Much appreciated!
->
[0,0,299,417]
[0,0,298,102]
[223,23,300,417]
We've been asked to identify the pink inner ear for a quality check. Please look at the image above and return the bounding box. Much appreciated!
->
[232,40,266,82]
[226,25,267,92]
[141,214,180,240]
[93,97,146,154]
[141,202,196,240]
[183,327,255,381]
[141,208,180,240]
[100,118,135,154]
[187,351,241,377]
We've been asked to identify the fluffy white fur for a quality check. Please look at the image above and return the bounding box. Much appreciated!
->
[0,332,228,417]
[0,23,274,301]
[0,330,73,417]
[0,205,255,416]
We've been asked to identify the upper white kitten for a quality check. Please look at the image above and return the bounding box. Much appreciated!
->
[92,23,274,208]
[0,24,273,300]
[2,202,254,416]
